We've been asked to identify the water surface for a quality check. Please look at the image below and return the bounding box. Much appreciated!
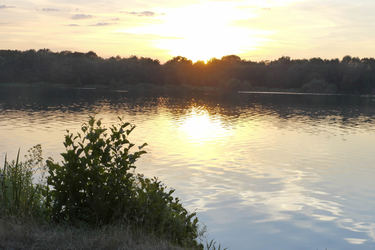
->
[1,86,375,249]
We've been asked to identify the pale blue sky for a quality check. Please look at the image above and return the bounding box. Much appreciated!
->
[1,0,374,62]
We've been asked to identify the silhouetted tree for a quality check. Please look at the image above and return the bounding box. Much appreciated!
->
[1,49,375,94]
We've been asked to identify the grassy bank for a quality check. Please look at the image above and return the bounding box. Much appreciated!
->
[0,218,183,250]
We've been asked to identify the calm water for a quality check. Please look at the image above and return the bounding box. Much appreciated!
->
[1,86,375,249]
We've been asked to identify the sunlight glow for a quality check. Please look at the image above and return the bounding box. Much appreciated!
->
[179,106,231,142]
[121,2,271,62]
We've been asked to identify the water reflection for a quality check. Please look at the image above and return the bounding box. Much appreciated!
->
[1,86,375,249]
[179,106,232,143]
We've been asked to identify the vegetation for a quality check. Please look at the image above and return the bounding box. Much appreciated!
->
[0,145,47,219]
[1,49,375,94]
[0,117,214,249]
[0,219,184,250]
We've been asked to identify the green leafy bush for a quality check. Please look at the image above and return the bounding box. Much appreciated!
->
[46,117,145,224]
[46,117,201,248]
[134,175,200,247]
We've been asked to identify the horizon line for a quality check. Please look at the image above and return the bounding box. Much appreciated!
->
[1,48,371,64]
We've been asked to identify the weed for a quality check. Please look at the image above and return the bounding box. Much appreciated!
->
[0,145,47,219]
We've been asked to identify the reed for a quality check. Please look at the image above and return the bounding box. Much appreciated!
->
[0,145,47,219]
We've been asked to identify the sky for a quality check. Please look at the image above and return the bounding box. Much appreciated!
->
[1,0,375,62]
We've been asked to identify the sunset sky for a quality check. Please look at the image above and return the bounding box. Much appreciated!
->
[1,0,375,62]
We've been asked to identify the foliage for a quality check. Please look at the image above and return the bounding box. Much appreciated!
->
[1,49,375,94]
[46,117,145,224]
[205,240,228,250]
[46,117,202,248]
[134,175,200,247]
[301,79,338,93]
[0,145,47,218]
[0,219,186,250]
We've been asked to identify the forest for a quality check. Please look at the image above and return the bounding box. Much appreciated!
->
[1,49,375,94]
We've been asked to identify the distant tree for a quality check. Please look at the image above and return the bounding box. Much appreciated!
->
[0,49,374,94]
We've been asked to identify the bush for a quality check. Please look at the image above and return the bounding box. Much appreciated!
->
[46,117,201,248]
[134,175,200,247]
[46,117,145,225]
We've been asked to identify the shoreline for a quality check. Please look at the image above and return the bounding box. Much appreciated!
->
[1,82,375,98]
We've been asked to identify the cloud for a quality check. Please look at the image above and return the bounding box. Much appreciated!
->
[0,5,15,9]
[124,11,156,17]
[89,22,112,26]
[66,24,80,27]
[42,8,60,12]
[71,14,92,20]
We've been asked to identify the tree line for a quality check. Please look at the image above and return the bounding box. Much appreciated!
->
[1,49,375,94]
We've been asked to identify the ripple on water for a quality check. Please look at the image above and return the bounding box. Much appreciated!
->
[1,89,375,249]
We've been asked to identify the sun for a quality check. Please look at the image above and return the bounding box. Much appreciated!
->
[122,2,269,62]
[154,2,257,62]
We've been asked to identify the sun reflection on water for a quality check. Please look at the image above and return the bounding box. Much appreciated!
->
[179,106,232,143]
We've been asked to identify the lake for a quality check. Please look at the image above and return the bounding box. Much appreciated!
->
[1,86,375,249]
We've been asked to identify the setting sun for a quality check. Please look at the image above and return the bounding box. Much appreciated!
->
[122,2,270,62]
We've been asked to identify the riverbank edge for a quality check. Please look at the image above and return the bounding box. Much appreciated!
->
[0,217,184,250]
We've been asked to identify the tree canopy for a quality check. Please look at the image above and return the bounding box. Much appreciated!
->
[1,49,375,94]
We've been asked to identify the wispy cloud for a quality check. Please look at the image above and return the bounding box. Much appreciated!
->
[71,14,92,20]
[123,11,156,17]
[66,24,80,27]
[42,8,60,12]
[89,22,113,26]
[0,5,15,9]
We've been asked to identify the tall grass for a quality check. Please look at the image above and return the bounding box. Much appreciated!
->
[0,145,47,219]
